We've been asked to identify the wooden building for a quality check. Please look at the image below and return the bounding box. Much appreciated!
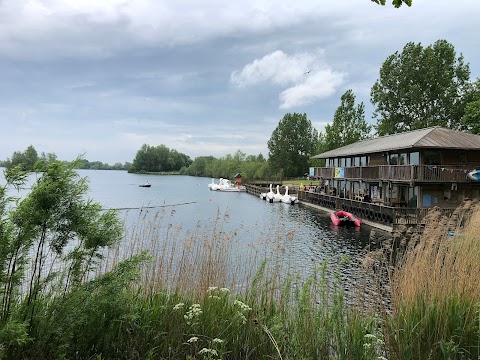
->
[310,127,480,209]
[300,127,480,227]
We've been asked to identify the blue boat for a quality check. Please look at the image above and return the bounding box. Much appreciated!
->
[467,170,480,182]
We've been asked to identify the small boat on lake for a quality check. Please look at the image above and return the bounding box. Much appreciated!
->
[139,182,151,188]
[330,211,361,227]
[209,178,246,192]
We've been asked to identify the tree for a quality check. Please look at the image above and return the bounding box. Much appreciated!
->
[325,90,371,151]
[0,160,122,332]
[371,40,472,136]
[4,145,39,171]
[461,99,480,134]
[371,0,412,7]
[129,144,191,173]
[267,113,318,178]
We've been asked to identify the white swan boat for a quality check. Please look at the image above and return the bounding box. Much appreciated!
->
[209,178,246,192]
[266,184,281,203]
[280,186,298,205]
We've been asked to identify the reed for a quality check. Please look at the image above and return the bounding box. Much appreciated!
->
[387,200,480,359]
[7,207,381,359]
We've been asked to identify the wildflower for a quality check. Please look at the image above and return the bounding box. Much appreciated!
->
[187,336,199,343]
[209,295,221,300]
[363,343,372,350]
[378,356,388,360]
[207,286,218,293]
[173,303,185,310]
[220,287,230,293]
[364,334,377,340]
[212,338,223,344]
[237,313,247,324]
[184,304,203,324]
[234,300,252,312]
[199,348,218,356]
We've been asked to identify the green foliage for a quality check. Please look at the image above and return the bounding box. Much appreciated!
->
[461,99,480,134]
[130,144,192,173]
[19,253,149,360]
[2,145,39,172]
[0,160,123,356]
[324,89,372,152]
[371,40,473,136]
[371,0,412,7]
[185,152,270,180]
[268,113,318,178]
[388,294,480,360]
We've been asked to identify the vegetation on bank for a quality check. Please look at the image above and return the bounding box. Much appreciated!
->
[0,145,131,171]
[1,161,480,359]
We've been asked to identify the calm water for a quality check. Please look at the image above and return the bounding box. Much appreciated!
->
[2,169,391,299]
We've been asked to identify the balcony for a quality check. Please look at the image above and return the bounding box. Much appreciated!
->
[312,165,477,184]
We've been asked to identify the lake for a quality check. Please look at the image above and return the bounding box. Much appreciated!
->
[2,169,392,300]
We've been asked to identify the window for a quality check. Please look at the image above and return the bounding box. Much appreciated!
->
[340,158,345,167]
[399,153,407,165]
[409,152,419,165]
[424,151,441,165]
[360,156,367,166]
[459,151,467,163]
[389,153,398,165]
[333,158,338,167]
[354,157,360,166]
[346,158,351,167]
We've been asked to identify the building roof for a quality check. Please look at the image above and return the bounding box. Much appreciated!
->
[311,127,480,159]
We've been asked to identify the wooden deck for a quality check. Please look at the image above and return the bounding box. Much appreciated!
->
[244,184,456,230]
[312,165,476,183]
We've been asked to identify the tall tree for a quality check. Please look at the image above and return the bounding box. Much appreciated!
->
[371,40,472,136]
[325,89,371,151]
[267,113,318,178]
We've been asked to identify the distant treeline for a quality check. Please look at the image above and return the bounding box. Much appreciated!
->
[0,145,131,171]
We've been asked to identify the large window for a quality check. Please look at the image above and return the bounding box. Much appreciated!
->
[389,153,398,165]
[424,151,441,165]
[346,157,351,167]
[333,158,338,167]
[399,153,407,165]
[409,152,419,165]
[354,157,360,166]
[360,156,367,166]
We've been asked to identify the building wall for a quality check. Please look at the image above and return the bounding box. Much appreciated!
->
[369,153,384,166]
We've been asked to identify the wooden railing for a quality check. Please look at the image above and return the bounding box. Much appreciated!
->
[312,165,477,183]
[245,185,458,227]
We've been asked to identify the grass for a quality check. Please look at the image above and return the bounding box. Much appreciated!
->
[3,190,480,359]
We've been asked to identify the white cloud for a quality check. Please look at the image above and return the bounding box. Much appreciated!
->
[231,50,345,109]
[230,50,317,87]
[279,68,345,109]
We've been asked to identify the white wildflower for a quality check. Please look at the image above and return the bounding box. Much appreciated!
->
[212,338,224,344]
[220,287,230,293]
[199,348,218,356]
[187,336,199,343]
[173,303,185,310]
[237,312,247,324]
[234,300,252,312]
[207,286,218,293]
[184,304,203,324]
[364,333,377,340]
[209,295,221,300]
[378,356,388,360]
[363,343,372,350]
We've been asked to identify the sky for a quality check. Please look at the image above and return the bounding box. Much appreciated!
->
[1,0,479,164]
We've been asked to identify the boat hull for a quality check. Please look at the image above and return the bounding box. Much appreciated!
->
[467,170,480,182]
[330,211,361,227]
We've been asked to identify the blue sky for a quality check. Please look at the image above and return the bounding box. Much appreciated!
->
[1,0,479,164]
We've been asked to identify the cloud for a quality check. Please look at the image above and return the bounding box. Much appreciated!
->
[231,50,345,109]
[230,50,317,87]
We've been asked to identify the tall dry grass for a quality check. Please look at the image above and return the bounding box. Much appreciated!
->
[387,200,480,359]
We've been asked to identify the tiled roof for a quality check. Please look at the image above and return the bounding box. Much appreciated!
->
[311,127,480,159]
